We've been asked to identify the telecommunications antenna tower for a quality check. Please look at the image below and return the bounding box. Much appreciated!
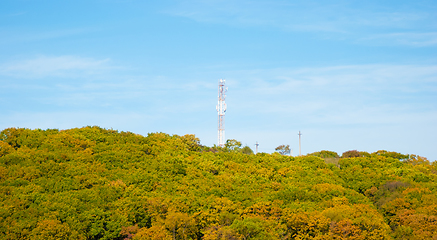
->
[216,79,227,147]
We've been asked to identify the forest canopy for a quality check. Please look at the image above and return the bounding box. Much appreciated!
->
[0,127,436,240]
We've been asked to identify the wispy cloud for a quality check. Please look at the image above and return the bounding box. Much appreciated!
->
[220,63,437,158]
[224,64,437,128]
[231,64,437,94]
[0,28,94,45]
[1,58,436,158]
[166,0,437,46]
[358,32,437,47]
[0,55,114,79]
[0,111,159,132]
[0,55,216,114]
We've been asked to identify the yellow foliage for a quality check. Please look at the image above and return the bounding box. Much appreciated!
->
[164,211,197,239]
[0,140,14,156]
[312,183,346,194]
[202,225,240,240]
[397,210,437,240]
[328,219,364,240]
[109,179,127,188]
[134,225,172,240]
[322,204,391,239]
[30,219,84,240]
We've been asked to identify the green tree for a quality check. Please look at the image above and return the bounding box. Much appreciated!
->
[275,145,290,155]
[341,150,369,158]
[225,139,242,151]
[240,146,254,155]
[309,150,339,159]
[30,219,84,240]
[1,127,436,239]
[231,217,270,240]
[164,211,196,240]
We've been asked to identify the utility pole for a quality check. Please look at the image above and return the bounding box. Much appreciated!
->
[255,141,259,154]
[298,131,302,156]
[216,79,227,147]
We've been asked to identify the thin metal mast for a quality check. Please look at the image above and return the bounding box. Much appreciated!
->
[298,131,302,156]
[216,79,227,147]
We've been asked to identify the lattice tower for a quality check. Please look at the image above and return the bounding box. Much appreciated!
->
[216,79,227,147]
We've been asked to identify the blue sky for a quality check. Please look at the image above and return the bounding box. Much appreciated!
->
[1,0,436,160]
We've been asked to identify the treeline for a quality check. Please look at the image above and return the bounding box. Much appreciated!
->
[0,127,436,239]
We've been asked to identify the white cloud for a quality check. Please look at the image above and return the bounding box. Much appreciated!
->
[220,64,437,159]
[1,59,435,159]
[358,32,437,47]
[0,28,93,45]
[0,111,160,133]
[166,0,437,46]
[0,55,114,79]
[222,64,437,129]
[231,64,437,94]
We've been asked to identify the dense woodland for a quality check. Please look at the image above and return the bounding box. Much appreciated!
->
[0,127,436,240]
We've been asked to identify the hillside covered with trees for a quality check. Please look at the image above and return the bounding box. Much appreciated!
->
[0,127,436,240]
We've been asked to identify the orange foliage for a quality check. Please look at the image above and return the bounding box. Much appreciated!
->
[133,225,172,240]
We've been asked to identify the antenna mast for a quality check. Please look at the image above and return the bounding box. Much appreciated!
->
[216,79,227,147]
[298,131,302,156]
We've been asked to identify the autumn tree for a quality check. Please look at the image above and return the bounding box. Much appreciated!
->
[341,150,369,158]
[0,127,435,240]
